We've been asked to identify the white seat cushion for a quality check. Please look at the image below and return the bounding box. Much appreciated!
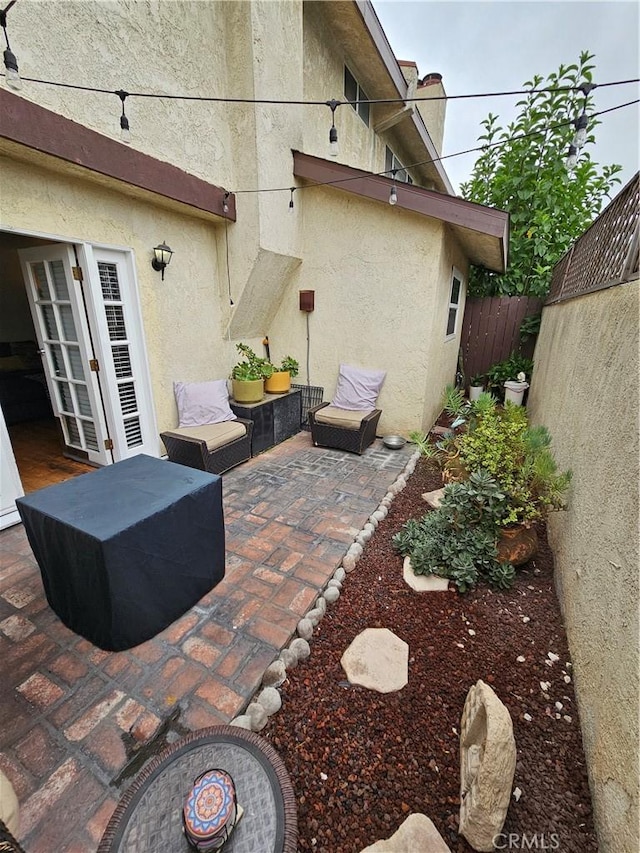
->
[166,420,246,451]
[314,405,373,430]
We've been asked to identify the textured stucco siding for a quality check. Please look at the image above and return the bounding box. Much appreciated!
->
[267,186,467,435]
[0,156,233,438]
[302,3,389,176]
[527,280,640,853]
[8,1,232,186]
[1,0,471,443]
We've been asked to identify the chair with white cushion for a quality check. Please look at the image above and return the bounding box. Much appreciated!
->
[309,363,385,455]
[161,379,253,475]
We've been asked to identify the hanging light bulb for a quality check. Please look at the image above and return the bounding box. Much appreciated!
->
[326,99,340,158]
[573,112,588,149]
[289,187,295,212]
[116,90,131,143]
[223,192,230,214]
[389,170,398,205]
[565,144,578,174]
[1,9,22,91]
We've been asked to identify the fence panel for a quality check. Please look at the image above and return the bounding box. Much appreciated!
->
[460,295,542,380]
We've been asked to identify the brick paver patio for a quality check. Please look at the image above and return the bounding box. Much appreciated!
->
[0,432,414,852]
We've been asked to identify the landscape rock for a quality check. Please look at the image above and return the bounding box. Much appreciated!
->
[230,715,252,730]
[289,637,311,660]
[403,557,450,592]
[333,567,346,583]
[422,488,445,509]
[297,618,314,640]
[323,586,340,603]
[257,686,282,715]
[341,628,408,693]
[358,813,451,852]
[279,648,298,669]
[459,679,517,852]
[349,543,363,559]
[315,596,327,614]
[262,659,286,687]
[246,702,268,731]
[342,554,357,573]
[306,607,324,626]
[327,579,342,590]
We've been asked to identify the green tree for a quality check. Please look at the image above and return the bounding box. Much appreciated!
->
[461,52,622,298]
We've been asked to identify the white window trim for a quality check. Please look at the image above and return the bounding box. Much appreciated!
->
[445,268,464,340]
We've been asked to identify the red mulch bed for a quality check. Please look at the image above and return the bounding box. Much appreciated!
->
[262,455,598,852]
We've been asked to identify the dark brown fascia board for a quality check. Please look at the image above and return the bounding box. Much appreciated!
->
[0,89,235,221]
[293,150,509,244]
[354,0,453,195]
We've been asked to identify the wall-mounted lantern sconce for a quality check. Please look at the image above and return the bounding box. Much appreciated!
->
[151,242,173,280]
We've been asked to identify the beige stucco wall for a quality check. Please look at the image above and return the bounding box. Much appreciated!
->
[0,155,232,439]
[1,0,472,444]
[267,187,468,435]
[527,279,640,853]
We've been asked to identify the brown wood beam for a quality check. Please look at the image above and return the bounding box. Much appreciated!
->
[0,89,235,221]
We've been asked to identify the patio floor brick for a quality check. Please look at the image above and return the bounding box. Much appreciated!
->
[0,432,414,851]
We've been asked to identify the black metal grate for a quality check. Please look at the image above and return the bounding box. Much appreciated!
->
[291,384,324,430]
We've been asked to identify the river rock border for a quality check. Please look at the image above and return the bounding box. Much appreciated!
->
[230,450,421,731]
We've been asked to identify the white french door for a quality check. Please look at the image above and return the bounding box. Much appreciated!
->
[19,245,113,465]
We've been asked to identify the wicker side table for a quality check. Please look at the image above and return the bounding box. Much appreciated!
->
[98,726,297,853]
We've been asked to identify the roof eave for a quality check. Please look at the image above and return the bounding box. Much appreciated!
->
[292,150,508,273]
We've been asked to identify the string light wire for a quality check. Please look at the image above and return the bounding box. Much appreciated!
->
[226,97,638,202]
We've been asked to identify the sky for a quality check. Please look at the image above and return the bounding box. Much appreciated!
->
[372,1,639,194]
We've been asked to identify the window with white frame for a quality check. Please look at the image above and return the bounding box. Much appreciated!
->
[344,66,370,126]
[446,269,463,338]
[385,147,413,184]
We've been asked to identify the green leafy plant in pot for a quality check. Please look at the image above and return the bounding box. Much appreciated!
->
[264,355,299,394]
[441,394,571,564]
[231,343,273,403]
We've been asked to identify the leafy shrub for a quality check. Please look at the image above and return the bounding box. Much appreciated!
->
[485,354,534,397]
[446,396,571,526]
[393,470,513,593]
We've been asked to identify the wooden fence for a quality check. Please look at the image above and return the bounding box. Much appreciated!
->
[460,295,542,381]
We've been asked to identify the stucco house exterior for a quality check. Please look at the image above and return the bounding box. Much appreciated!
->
[0,0,508,527]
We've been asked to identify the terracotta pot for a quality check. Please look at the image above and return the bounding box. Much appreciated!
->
[264,371,291,394]
[497,525,538,566]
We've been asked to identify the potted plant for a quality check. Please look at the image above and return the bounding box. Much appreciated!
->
[485,354,534,401]
[231,343,273,403]
[468,374,485,402]
[264,355,299,395]
[442,395,571,564]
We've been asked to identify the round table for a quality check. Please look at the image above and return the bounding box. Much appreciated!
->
[98,726,298,853]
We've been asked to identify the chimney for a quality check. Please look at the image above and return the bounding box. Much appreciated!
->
[415,72,447,157]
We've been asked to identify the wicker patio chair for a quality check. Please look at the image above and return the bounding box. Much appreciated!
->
[161,418,253,475]
[309,403,381,455]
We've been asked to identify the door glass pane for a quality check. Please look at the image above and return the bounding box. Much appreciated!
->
[49,344,66,377]
[31,262,51,300]
[57,381,74,413]
[75,385,92,417]
[446,308,457,337]
[50,260,70,300]
[67,347,85,381]
[59,305,77,342]
[40,305,59,340]
[63,416,81,446]
[81,420,99,451]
